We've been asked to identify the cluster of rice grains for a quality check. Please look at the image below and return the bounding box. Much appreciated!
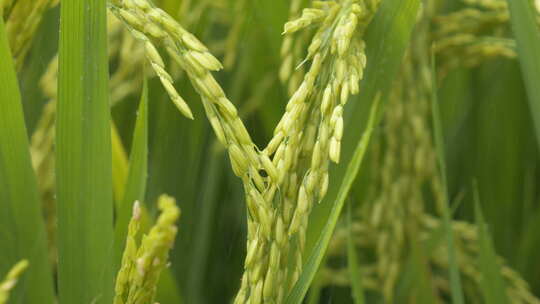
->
[114,196,181,304]
[319,0,540,303]
[432,0,539,77]
[236,1,381,303]
[109,0,380,302]
[1,0,59,69]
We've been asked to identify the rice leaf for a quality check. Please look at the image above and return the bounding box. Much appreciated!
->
[186,147,225,303]
[0,16,55,304]
[112,123,129,203]
[396,246,439,304]
[506,0,540,149]
[114,80,149,266]
[347,202,365,304]
[56,0,113,302]
[430,54,464,304]
[473,181,509,304]
[306,275,324,304]
[285,97,379,304]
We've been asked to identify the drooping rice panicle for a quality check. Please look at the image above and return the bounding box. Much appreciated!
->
[233,1,382,303]
[319,1,540,302]
[110,0,381,302]
[4,0,59,69]
[109,1,270,193]
[108,0,196,119]
[432,0,540,77]
[336,2,441,301]
[0,260,29,304]
[279,0,311,96]
[324,213,540,303]
[104,0,539,303]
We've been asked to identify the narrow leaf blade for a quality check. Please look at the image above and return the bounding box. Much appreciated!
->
[111,81,183,303]
[114,80,149,266]
[506,0,540,150]
[473,181,509,304]
[0,16,55,304]
[430,55,464,304]
[56,0,113,302]
[347,202,365,304]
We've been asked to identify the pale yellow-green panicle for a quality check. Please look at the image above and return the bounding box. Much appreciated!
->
[0,260,29,304]
[114,196,180,304]
[4,0,59,70]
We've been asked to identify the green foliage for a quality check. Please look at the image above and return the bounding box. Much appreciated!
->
[506,0,540,149]
[1,0,540,303]
[114,80,149,270]
[431,55,464,304]
[347,203,365,304]
[0,16,54,304]
[56,0,113,302]
[474,182,509,304]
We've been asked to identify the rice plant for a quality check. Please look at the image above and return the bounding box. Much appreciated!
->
[1,0,540,303]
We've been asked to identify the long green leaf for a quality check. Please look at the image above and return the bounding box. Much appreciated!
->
[285,98,379,304]
[56,0,113,302]
[473,181,509,304]
[186,146,225,303]
[114,80,149,267]
[0,16,55,304]
[506,0,540,150]
[347,202,365,304]
[112,123,129,203]
[306,274,324,304]
[430,55,464,304]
